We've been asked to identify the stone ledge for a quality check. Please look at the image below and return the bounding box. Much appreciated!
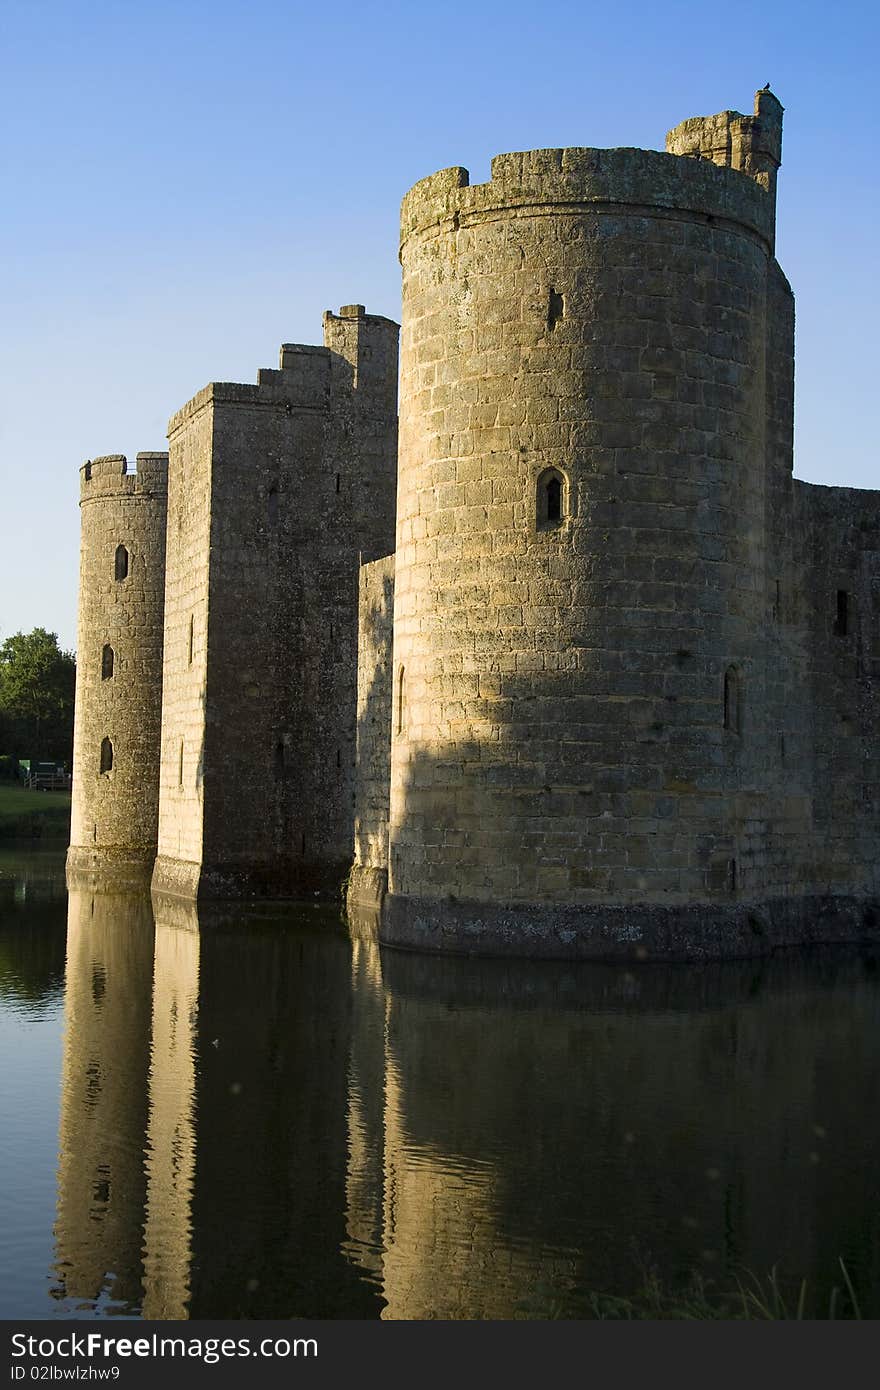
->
[346,864,387,915]
[151,854,202,900]
[151,853,349,901]
[381,891,880,961]
[66,845,155,893]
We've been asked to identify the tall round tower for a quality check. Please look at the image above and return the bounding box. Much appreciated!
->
[67,453,168,888]
[385,94,787,956]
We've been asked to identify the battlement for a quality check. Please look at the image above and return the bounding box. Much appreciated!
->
[323,305,400,409]
[401,92,780,252]
[167,307,399,438]
[666,89,783,198]
[322,304,399,334]
[80,452,168,502]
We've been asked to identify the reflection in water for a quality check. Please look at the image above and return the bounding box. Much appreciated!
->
[20,860,880,1319]
[341,941,594,1317]
[347,947,880,1318]
[52,889,154,1313]
[144,897,377,1319]
[142,898,199,1318]
[343,938,579,1318]
[0,849,69,1321]
[342,938,385,1290]
[0,848,68,1012]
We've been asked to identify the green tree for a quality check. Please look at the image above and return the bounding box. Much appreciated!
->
[0,629,76,764]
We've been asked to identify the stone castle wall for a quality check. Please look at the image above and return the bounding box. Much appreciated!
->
[385,130,783,948]
[800,484,880,900]
[348,554,396,912]
[68,453,168,887]
[345,89,880,957]
[66,90,878,956]
[150,402,213,887]
[152,306,398,900]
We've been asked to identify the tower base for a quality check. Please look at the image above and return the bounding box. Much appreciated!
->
[150,853,349,902]
[378,892,880,962]
[66,845,155,894]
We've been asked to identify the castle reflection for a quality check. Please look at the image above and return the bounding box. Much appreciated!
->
[51,889,880,1318]
[344,943,880,1317]
[53,890,380,1317]
[53,889,153,1312]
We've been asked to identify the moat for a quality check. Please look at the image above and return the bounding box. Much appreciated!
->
[2,844,879,1320]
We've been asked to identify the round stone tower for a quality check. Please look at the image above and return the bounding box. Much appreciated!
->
[67,453,168,888]
[385,93,788,956]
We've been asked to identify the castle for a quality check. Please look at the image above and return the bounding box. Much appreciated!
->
[67,90,880,959]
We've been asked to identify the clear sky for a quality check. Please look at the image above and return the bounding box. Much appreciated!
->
[1,0,876,652]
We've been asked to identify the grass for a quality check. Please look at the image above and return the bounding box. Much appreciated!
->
[0,784,71,840]
[583,1258,864,1320]
[733,1259,862,1320]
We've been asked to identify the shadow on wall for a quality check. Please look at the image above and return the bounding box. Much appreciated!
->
[385,647,755,908]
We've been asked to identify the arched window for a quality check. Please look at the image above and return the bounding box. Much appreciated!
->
[723,666,741,734]
[546,476,561,521]
[100,738,113,773]
[178,740,184,787]
[396,665,406,736]
[187,615,194,666]
[114,545,129,581]
[536,468,566,530]
[101,644,114,680]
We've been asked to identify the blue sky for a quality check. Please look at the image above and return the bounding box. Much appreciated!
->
[1,0,876,651]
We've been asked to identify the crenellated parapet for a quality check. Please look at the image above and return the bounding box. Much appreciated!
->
[400,134,778,254]
[323,305,400,419]
[165,308,400,432]
[79,452,169,500]
[666,89,783,227]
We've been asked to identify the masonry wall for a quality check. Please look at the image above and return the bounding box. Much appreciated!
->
[68,454,168,887]
[385,139,785,953]
[152,407,213,889]
[757,263,812,893]
[800,484,880,902]
[348,554,395,911]
[153,307,398,900]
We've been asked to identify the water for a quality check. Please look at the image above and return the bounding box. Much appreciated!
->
[1,844,878,1320]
